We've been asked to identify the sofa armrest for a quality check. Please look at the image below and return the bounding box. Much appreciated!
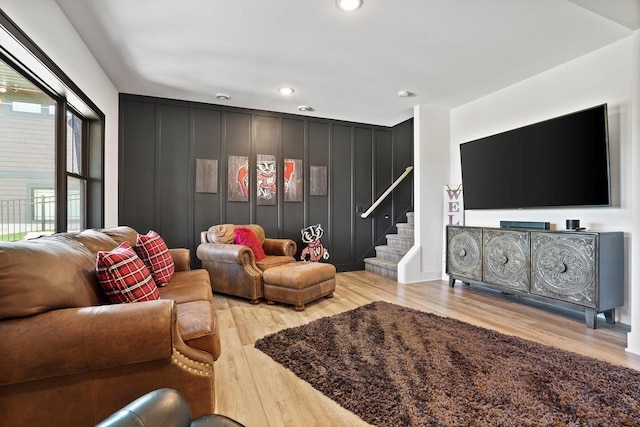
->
[196,243,255,265]
[263,238,296,257]
[96,388,245,427]
[170,248,191,271]
[0,300,177,386]
[96,388,191,427]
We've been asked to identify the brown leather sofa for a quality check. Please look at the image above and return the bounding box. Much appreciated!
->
[0,226,221,427]
[197,224,296,303]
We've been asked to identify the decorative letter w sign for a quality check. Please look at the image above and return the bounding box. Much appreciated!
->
[444,185,464,226]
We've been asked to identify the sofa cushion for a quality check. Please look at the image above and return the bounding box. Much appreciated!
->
[135,230,175,287]
[206,224,265,245]
[0,238,101,319]
[100,226,139,247]
[206,224,235,244]
[158,270,213,304]
[73,229,119,255]
[96,242,159,303]
[256,255,297,271]
[233,227,266,261]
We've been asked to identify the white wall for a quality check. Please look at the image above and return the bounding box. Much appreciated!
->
[399,105,450,283]
[449,36,636,325]
[626,30,640,354]
[0,0,119,226]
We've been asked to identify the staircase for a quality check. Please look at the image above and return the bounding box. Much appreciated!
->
[364,212,414,280]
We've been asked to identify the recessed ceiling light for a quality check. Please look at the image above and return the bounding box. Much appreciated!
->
[397,90,413,98]
[215,93,230,101]
[278,87,295,96]
[298,105,313,112]
[337,0,362,11]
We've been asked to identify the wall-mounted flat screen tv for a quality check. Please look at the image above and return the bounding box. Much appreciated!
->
[459,104,610,210]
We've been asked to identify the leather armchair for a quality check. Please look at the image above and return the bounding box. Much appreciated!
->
[197,224,296,303]
[96,388,244,427]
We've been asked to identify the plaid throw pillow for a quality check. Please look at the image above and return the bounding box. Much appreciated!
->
[135,230,175,287]
[96,242,159,303]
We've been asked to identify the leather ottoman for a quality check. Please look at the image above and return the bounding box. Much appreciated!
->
[262,262,336,311]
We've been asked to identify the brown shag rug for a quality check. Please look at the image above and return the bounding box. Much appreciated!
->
[255,301,640,426]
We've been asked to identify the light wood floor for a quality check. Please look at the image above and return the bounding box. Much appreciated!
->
[213,270,640,427]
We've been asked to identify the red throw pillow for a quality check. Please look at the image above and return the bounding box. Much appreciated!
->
[135,230,175,287]
[234,227,266,261]
[96,242,159,303]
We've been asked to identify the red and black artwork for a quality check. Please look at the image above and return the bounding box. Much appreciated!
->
[228,155,303,203]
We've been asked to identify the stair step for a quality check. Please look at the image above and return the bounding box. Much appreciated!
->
[406,212,414,225]
[375,245,407,262]
[396,223,414,237]
[364,257,398,280]
[386,234,413,250]
[365,212,413,281]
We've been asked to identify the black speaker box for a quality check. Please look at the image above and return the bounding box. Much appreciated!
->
[499,220,550,230]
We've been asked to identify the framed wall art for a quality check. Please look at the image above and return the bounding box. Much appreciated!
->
[195,159,218,193]
[228,155,249,202]
[257,154,277,206]
[284,158,303,202]
[310,165,328,196]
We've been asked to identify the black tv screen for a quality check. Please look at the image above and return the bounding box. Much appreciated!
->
[460,104,610,210]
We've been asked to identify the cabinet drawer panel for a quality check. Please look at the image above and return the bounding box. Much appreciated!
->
[531,232,597,307]
[483,229,529,291]
[446,226,482,281]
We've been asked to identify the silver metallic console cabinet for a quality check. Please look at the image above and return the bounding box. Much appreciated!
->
[446,225,624,329]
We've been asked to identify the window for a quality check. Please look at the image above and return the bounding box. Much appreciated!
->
[66,110,87,231]
[0,11,105,241]
[0,58,57,240]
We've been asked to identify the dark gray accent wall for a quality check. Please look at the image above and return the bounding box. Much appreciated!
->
[119,94,413,271]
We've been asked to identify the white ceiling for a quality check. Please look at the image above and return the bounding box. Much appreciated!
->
[54,0,638,126]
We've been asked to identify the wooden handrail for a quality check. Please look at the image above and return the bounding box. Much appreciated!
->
[360,166,413,219]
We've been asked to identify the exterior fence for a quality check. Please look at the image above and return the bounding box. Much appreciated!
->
[0,195,55,241]
[0,195,81,241]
